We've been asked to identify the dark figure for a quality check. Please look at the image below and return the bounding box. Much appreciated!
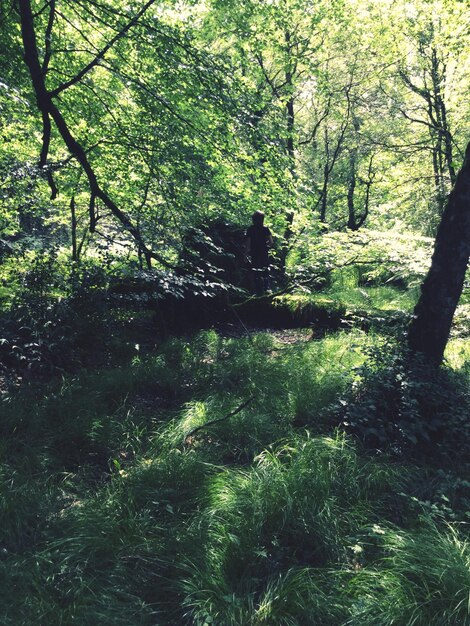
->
[245,211,273,295]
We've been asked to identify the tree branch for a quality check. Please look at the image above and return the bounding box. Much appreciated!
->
[41,0,55,75]
[299,97,330,146]
[254,51,285,96]
[50,0,157,97]
[398,108,436,130]
[184,396,255,443]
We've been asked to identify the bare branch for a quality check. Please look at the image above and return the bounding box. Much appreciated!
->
[184,396,255,443]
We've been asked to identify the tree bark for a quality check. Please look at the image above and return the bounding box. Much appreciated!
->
[407,141,470,365]
[71,196,78,262]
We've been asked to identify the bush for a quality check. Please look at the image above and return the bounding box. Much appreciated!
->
[287,229,432,292]
[337,342,470,464]
[0,253,115,377]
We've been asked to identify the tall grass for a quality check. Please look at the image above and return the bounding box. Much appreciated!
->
[1,327,469,625]
[180,433,405,625]
[344,522,470,626]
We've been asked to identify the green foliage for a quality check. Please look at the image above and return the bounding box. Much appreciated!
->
[1,325,469,625]
[1,0,470,622]
[345,521,470,626]
[288,229,432,293]
[273,293,347,328]
[0,250,115,375]
[337,342,470,464]
[179,432,401,626]
[3,0,468,262]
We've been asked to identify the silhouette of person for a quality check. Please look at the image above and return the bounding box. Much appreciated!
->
[245,210,273,295]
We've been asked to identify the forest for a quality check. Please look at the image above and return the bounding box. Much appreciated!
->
[1,0,470,624]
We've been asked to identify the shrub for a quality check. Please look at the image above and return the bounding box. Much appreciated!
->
[337,342,470,464]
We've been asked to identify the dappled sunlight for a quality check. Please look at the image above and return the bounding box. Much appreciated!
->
[1,323,469,624]
[445,338,470,370]
[1,0,469,621]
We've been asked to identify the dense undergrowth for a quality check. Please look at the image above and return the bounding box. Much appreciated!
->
[1,323,470,625]
[1,242,470,624]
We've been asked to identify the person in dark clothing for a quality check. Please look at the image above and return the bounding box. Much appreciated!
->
[245,210,273,295]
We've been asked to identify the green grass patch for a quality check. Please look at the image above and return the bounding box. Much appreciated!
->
[1,326,469,625]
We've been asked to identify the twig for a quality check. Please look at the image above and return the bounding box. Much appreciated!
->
[227,297,254,343]
[184,396,255,442]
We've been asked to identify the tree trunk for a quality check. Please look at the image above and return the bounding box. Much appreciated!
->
[70,196,78,262]
[407,141,470,365]
[279,30,296,273]
[279,96,295,270]
[319,167,329,223]
[347,151,357,230]
[431,48,456,186]
[319,124,330,223]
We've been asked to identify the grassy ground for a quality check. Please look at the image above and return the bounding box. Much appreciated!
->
[1,281,470,625]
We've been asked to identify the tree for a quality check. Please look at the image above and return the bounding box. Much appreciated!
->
[384,0,469,228]
[408,141,470,365]
[17,0,171,267]
[3,0,469,287]
[14,0,248,266]
[200,0,329,264]
[398,16,457,211]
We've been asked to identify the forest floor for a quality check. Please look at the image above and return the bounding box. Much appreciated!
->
[1,284,470,625]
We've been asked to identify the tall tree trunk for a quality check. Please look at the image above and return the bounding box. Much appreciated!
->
[279,30,296,273]
[347,151,357,230]
[319,167,329,223]
[408,141,470,365]
[319,126,330,223]
[280,94,295,271]
[70,196,78,262]
[431,48,456,186]
[346,153,372,231]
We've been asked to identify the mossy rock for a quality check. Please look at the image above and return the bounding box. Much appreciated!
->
[233,293,346,329]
